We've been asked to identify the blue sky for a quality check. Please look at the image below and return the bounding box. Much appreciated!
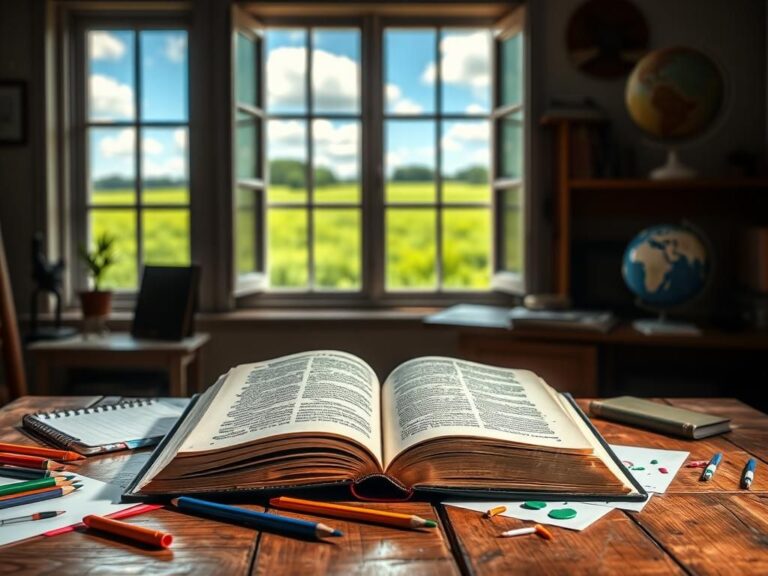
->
[87,26,490,183]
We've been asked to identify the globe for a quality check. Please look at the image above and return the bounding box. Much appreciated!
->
[622,224,710,308]
[626,46,723,140]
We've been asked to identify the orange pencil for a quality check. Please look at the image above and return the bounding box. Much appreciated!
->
[269,496,437,529]
[0,452,66,471]
[0,442,84,462]
[82,515,173,548]
[0,481,80,502]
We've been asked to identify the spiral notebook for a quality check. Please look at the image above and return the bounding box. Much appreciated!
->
[22,398,189,456]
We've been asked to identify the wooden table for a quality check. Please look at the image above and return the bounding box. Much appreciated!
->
[1,396,767,574]
[27,333,210,397]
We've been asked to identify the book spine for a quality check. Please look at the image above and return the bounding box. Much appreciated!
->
[589,402,694,438]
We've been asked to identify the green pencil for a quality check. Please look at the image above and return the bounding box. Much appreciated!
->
[0,475,75,498]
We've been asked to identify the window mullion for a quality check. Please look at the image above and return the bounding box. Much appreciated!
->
[306,27,315,291]
[434,26,443,292]
[134,29,144,280]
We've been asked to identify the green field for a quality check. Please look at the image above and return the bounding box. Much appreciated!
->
[92,182,520,291]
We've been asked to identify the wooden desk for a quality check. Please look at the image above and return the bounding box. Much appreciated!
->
[28,333,210,397]
[1,396,767,574]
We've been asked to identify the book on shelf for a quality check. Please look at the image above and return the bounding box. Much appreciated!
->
[125,351,645,502]
[509,307,617,332]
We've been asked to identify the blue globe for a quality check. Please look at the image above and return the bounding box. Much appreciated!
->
[622,224,710,307]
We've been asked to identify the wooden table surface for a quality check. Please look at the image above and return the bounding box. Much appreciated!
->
[1,396,767,575]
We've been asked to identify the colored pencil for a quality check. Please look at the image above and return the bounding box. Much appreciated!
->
[171,497,343,539]
[0,453,66,471]
[0,442,84,462]
[499,524,554,540]
[485,505,507,518]
[0,466,57,480]
[0,510,65,526]
[0,484,80,510]
[0,481,80,502]
[701,452,722,481]
[269,496,437,529]
[0,475,75,497]
[83,515,173,548]
[741,458,757,489]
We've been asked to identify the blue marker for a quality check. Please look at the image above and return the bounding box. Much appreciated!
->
[701,452,722,481]
[741,458,756,489]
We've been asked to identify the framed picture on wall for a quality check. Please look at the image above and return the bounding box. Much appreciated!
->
[0,81,27,145]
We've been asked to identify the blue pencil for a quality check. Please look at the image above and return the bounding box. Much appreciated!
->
[0,466,53,481]
[701,452,723,481]
[0,484,81,510]
[741,458,757,489]
[170,496,343,539]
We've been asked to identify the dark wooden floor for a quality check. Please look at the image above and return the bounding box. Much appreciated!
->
[1,396,766,575]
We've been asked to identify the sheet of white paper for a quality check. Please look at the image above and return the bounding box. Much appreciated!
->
[445,500,615,531]
[0,473,134,547]
[610,444,689,494]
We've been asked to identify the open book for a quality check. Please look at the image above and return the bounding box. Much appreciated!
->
[125,351,644,501]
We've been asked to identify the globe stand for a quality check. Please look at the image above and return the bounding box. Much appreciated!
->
[650,149,698,180]
[632,310,702,336]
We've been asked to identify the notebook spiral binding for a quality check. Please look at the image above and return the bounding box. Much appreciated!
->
[34,399,156,420]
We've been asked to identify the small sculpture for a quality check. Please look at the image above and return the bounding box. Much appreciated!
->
[29,233,75,340]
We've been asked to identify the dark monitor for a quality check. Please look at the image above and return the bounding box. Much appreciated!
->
[131,265,200,341]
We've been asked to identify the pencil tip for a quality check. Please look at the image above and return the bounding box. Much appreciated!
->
[56,511,66,516]
[170,498,179,506]
[424,520,437,528]
[330,530,343,537]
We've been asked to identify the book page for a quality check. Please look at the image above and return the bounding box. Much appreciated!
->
[180,351,382,465]
[381,357,592,467]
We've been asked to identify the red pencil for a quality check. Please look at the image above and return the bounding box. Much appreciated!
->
[0,442,84,462]
[0,452,66,471]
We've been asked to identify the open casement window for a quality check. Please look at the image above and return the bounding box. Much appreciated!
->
[232,7,267,295]
[491,5,527,295]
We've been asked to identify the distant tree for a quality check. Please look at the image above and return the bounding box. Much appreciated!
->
[314,166,338,187]
[453,165,488,184]
[269,159,306,189]
[93,175,133,190]
[392,165,434,182]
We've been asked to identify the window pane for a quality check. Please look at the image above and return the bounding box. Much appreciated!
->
[499,111,523,179]
[384,29,435,115]
[236,32,259,107]
[142,128,188,205]
[141,30,188,122]
[142,209,190,265]
[385,121,435,203]
[314,120,360,203]
[267,120,307,203]
[236,187,257,274]
[386,208,436,290]
[502,186,524,273]
[443,208,491,289]
[89,127,135,205]
[236,112,260,182]
[266,29,306,113]
[312,29,360,114]
[500,33,523,107]
[442,120,490,203]
[87,30,135,121]
[268,208,307,288]
[440,29,491,114]
[315,209,361,290]
[89,209,137,289]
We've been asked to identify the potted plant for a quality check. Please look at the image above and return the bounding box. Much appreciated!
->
[78,232,117,325]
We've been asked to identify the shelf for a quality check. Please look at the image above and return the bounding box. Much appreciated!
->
[569,178,768,191]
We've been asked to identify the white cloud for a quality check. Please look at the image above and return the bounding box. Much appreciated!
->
[268,120,305,146]
[89,31,126,60]
[144,156,185,179]
[165,35,187,63]
[314,120,359,179]
[442,122,489,151]
[465,103,486,114]
[174,129,187,150]
[421,31,491,91]
[386,146,433,174]
[385,82,423,114]
[267,47,359,111]
[98,129,163,158]
[89,74,134,119]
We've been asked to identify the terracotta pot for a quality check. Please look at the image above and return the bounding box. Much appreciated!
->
[79,290,113,318]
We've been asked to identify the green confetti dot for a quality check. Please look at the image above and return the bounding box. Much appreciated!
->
[548,508,577,520]
[631,466,645,471]
[650,459,659,465]
[521,501,547,510]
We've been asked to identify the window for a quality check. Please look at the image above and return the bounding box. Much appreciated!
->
[233,7,525,303]
[79,25,190,290]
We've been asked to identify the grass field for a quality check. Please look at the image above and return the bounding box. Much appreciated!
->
[92,182,520,291]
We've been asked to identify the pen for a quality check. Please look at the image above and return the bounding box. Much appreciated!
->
[269,496,437,529]
[0,442,84,462]
[83,515,173,548]
[0,453,66,471]
[741,458,756,489]
[0,510,66,526]
[171,497,343,539]
[701,452,722,481]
